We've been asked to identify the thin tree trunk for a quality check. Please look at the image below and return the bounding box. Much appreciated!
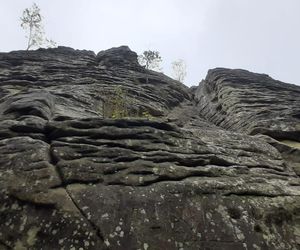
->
[26,20,33,50]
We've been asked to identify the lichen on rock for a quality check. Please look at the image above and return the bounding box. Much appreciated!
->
[0,46,299,249]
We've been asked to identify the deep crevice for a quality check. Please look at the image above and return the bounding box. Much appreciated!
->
[0,239,12,250]
[223,191,293,198]
[50,179,102,189]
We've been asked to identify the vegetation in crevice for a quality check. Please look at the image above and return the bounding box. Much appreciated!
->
[100,86,153,120]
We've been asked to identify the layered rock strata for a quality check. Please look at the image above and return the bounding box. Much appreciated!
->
[0,46,299,249]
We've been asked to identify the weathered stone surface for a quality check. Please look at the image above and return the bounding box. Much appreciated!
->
[0,47,299,249]
[194,67,300,180]
[194,68,300,138]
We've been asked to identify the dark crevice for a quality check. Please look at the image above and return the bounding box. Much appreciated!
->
[103,166,128,175]
[53,115,73,121]
[10,124,45,134]
[198,239,241,243]
[129,170,154,175]
[44,127,66,186]
[227,207,242,220]
[52,118,179,133]
[223,191,292,198]
[49,145,65,183]
[0,239,12,249]
[113,156,140,162]
[254,224,263,233]
[251,129,300,143]
[50,179,102,189]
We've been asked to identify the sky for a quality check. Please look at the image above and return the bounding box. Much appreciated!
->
[0,0,300,86]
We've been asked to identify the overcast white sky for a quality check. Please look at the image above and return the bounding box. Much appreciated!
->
[1,0,300,86]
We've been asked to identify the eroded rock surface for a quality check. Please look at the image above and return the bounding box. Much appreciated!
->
[0,46,299,249]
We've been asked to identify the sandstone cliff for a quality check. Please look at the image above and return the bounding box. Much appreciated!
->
[0,46,299,250]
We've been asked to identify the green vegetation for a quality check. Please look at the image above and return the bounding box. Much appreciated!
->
[102,86,153,120]
[141,111,153,120]
[110,86,129,119]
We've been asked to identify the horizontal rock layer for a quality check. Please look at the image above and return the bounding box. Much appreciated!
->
[0,46,299,249]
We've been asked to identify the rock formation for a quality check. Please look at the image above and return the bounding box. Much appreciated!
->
[0,46,299,250]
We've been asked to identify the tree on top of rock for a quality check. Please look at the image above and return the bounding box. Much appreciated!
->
[20,3,56,50]
[138,50,162,71]
[171,59,187,82]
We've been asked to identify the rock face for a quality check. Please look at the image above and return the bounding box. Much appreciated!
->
[0,46,299,250]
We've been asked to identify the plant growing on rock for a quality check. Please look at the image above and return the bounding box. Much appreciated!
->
[111,86,129,118]
[101,87,154,120]
[103,86,129,119]
[141,111,153,120]
[20,3,56,50]
[138,50,162,71]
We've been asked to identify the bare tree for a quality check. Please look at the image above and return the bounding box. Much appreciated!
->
[20,3,56,50]
[138,50,162,71]
[171,59,187,82]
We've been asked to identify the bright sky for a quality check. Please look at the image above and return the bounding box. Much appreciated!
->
[1,0,300,86]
